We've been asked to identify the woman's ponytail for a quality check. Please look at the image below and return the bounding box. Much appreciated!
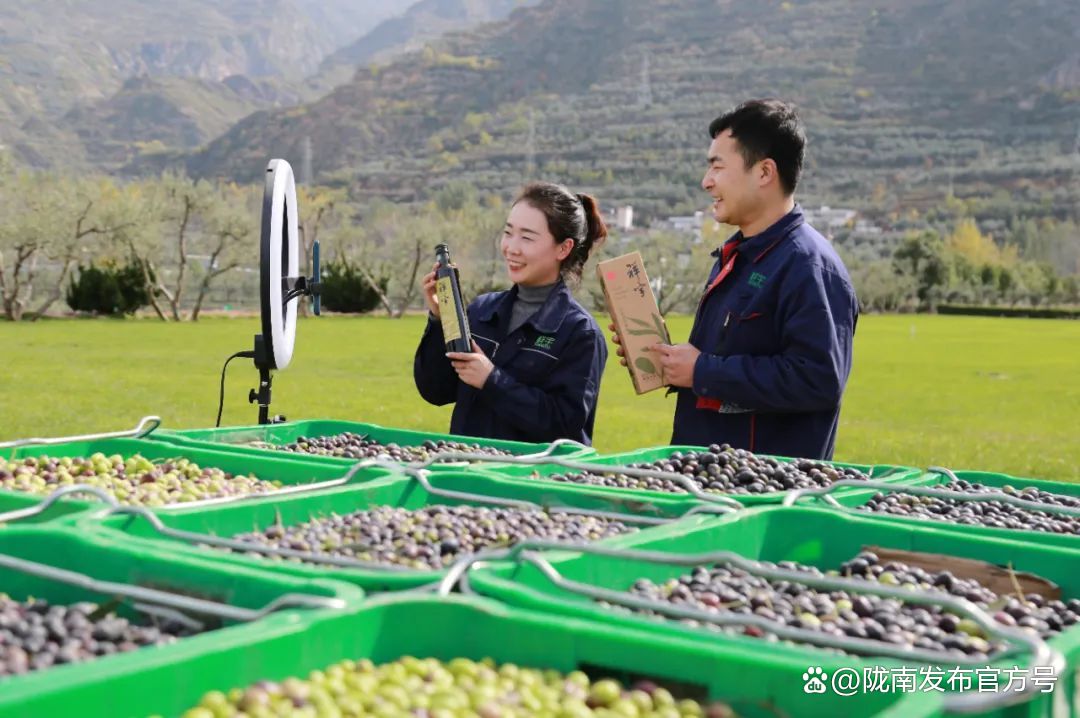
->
[564,192,607,282]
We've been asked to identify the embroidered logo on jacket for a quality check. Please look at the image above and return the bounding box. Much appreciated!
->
[534,335,556,350]
[748,271,767,289]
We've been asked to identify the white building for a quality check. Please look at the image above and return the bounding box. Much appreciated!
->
[803,205,857,233]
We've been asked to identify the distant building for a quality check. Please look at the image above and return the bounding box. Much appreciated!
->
[804,205,857,233]
[651,210,705,242]
[666,210,705,233]
[853,219,883,236]
[603,205,635,232]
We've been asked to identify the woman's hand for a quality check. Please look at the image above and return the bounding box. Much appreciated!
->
[422,262,440,318]
[446,340,495,389]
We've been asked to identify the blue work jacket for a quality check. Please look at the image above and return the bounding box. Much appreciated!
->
[414,279,607,445]
[671,205,858,460]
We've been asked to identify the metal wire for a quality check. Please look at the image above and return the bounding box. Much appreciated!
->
[90,504,421,573]
[0,456,399,516]
[398,464,718,527]
[437,540,1063,713]
[405,450,745,509]
[0,552,345,622]
[0,485,120,524]
[0,416,162,450]
[782,478,1080,519]
[82,465,734,572]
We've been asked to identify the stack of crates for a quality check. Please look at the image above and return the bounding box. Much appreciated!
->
[1,417,1077,717]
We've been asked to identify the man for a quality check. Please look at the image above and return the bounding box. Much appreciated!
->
[612,99,858,459]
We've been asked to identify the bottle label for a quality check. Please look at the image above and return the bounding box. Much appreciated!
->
[436,276,461,342]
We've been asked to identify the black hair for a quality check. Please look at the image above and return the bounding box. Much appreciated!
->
[708,98,805,195]
[513,182,607,282]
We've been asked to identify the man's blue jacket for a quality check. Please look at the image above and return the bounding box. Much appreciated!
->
[671,205,858,460]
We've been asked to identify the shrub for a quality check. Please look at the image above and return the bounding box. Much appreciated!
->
[320,259,386,314]
[66,261,151,316]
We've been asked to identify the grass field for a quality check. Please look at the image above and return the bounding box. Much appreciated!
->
[1,314,1077,481]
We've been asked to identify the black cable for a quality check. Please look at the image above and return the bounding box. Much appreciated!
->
[216,350,256,427]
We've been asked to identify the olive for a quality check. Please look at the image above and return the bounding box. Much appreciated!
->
[858,480,1080,536]
[619,550,1073,660]
[228,504,636,570]
[261,432,515,463]
[0,595,192,678]
[178,657,737,717]
[543,445,871,496]
[0,453,281,506]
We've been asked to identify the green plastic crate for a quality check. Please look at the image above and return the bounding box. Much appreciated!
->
[0,436,400,522]
[0,524,363,718]
[0,593,941,718]
[77,469,738,592]
[150,419,598,468]
[466,444,922,507]
[470,506,1079,717]
[941,470,1080,496]
[800,469,1080,552]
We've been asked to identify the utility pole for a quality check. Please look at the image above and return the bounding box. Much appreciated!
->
[1071,121,1080,223]
[524,109,536,181]
[638,52,652,107]
[301,135,313,186]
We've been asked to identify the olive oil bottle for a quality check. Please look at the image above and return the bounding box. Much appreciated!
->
[434,243,472,353]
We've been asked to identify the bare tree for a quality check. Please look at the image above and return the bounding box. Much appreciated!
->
[110,179,170,320]
[347,203,430,318]
[0,169,68,320]
[190,183,256,321]
[297,185,347,316]
[153,173,213,320]
[28,178,136,321]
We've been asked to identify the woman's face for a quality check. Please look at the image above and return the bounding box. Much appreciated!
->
[501,201,574,287]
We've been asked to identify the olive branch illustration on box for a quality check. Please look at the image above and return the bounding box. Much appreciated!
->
[623,312,669,375]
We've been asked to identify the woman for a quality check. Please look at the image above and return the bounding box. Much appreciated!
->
[414,182,608,445]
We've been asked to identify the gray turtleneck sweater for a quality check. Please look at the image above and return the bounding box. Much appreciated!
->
[508,281,558,334]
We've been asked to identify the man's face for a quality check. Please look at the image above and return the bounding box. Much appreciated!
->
[701,129,759,227]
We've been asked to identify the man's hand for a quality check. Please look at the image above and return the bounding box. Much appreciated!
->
[608,323,628,367]
[652,342,701,388]
[447,340,495,389]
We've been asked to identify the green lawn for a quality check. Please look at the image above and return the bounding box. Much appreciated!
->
[1,314,1077,481]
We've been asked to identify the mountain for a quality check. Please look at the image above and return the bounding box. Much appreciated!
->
[56,76,301,167]
[311,0,541,94]
[158,0,1078,221]
[291,0,416,54]
[0,0,413,167]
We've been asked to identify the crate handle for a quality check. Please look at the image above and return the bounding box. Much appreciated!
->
[407,451,745,509]
[325,460,734,527]
[398,465,721,527]
[0,484,120,524]
[84,502,631,575]
[0,459,396,518]
[514,437,590,460]
[440,540,1062,714]
[782,477,1080,519]
[80,464,734,572]
[0,416,162,451]
[0,551,345,622]
[335,459,742,519]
